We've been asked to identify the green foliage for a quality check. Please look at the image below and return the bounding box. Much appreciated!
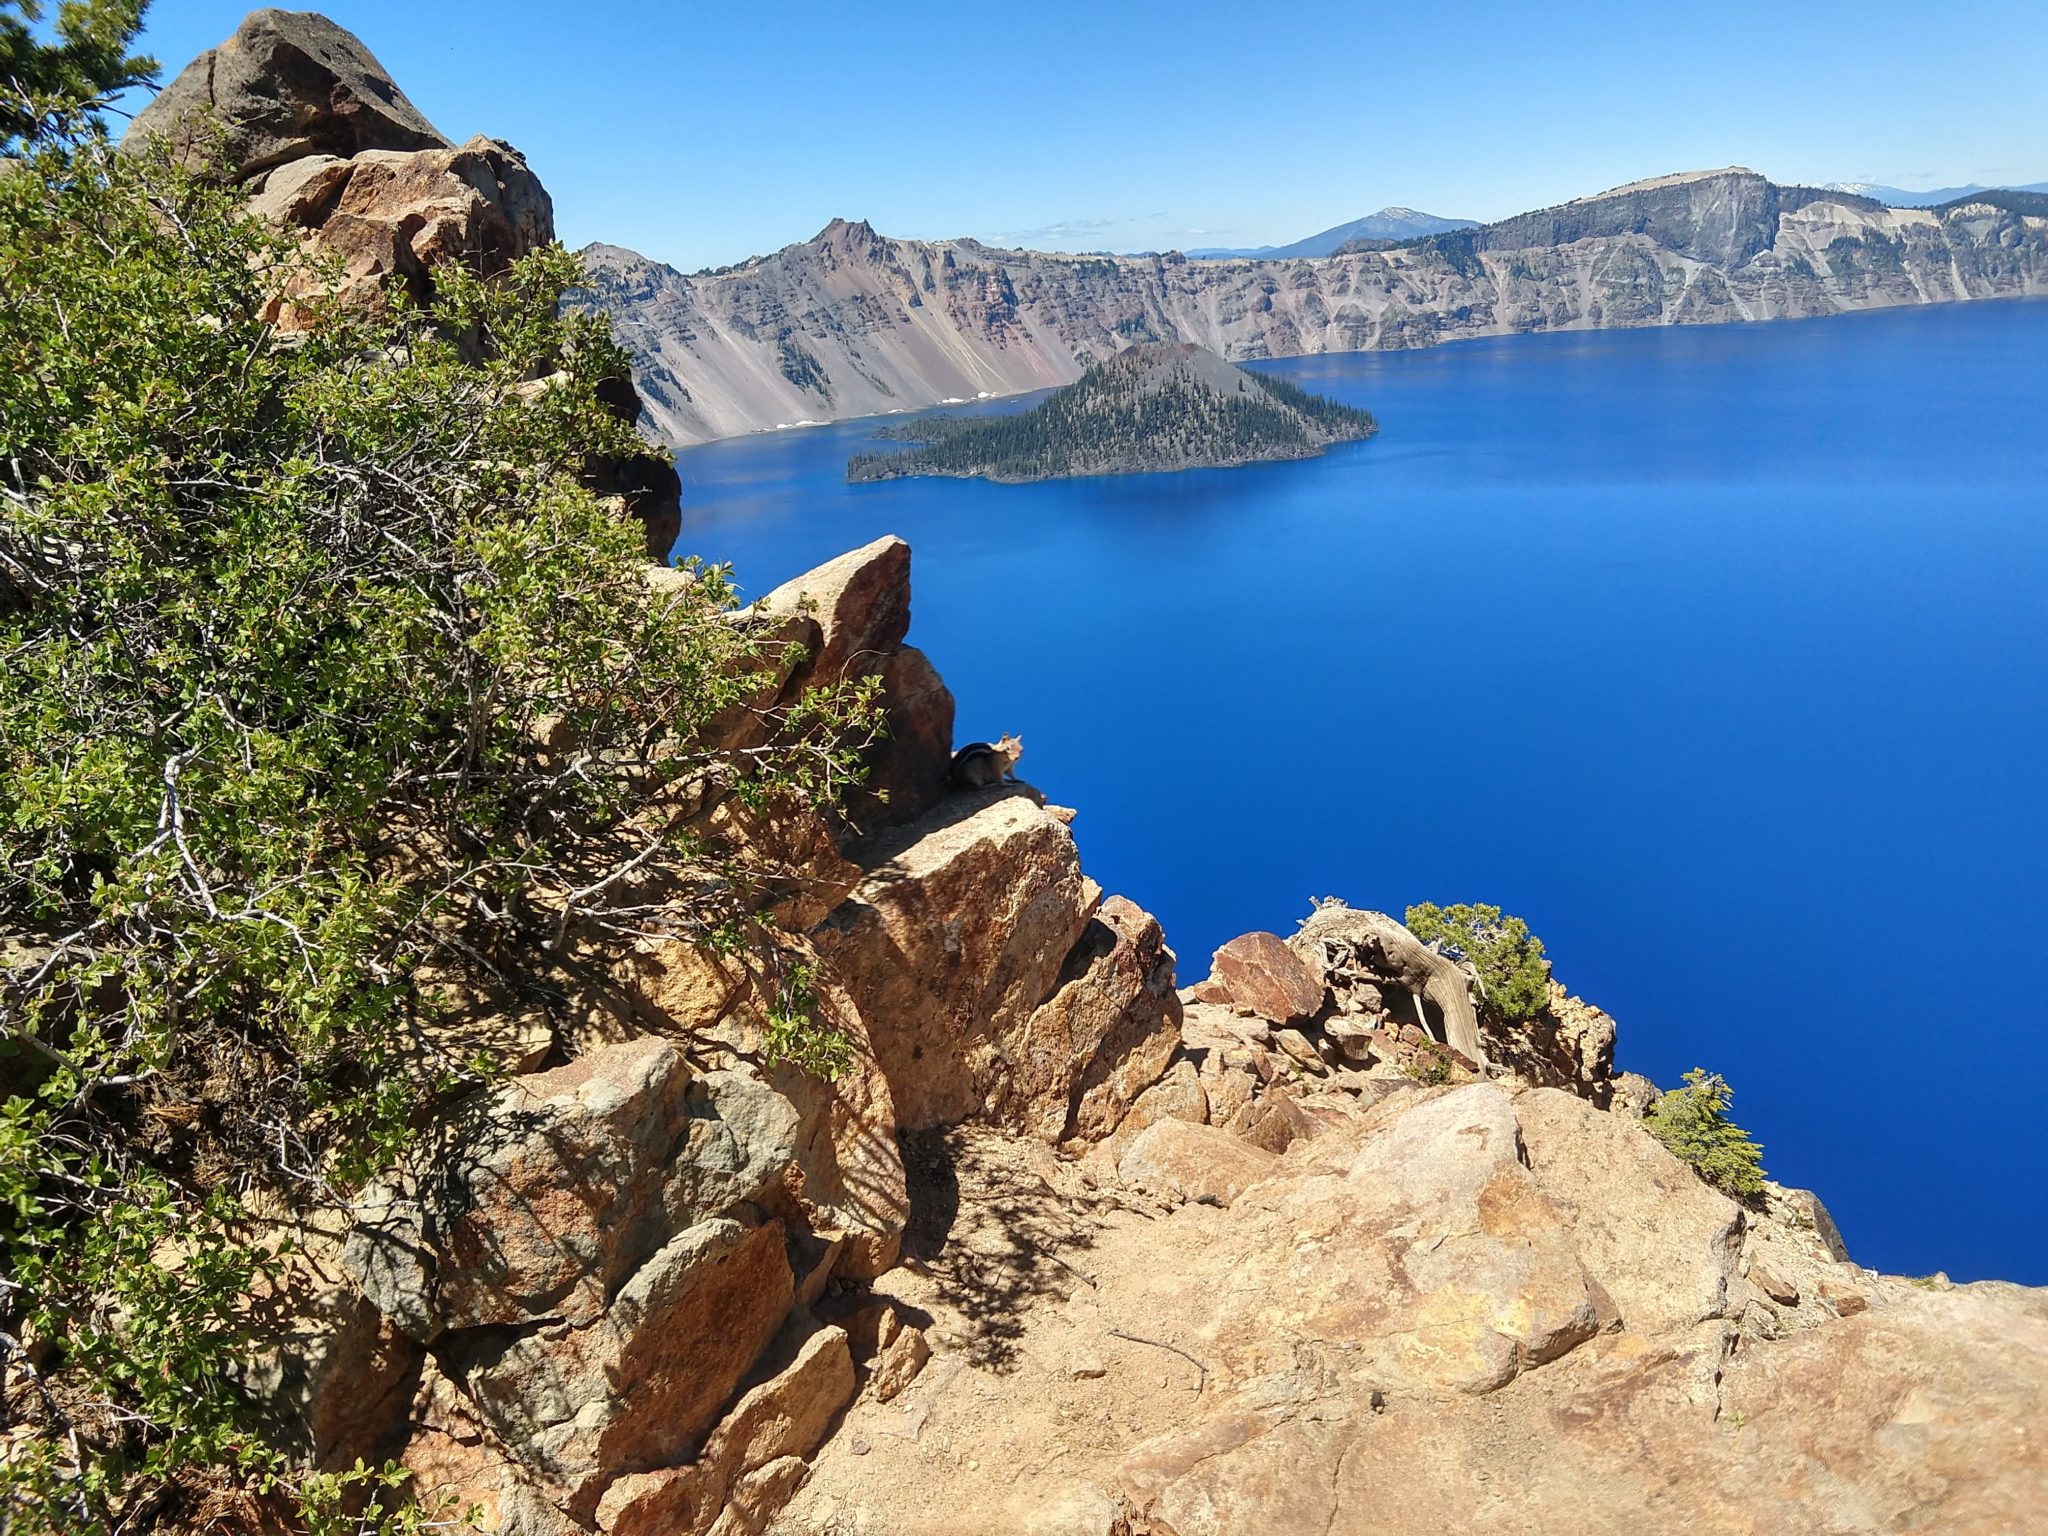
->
[1402,902,1550,1024]
[1,0,155,148]
[0,108,878,1529]
[1643,1068,1767,1200]
[847,351,1377,483]
[761,960,854,1082]
[295,1460,478,1536]
[1402,1041,1455,1086]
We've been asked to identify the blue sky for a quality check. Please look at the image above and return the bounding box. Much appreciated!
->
[125,2,2048,271]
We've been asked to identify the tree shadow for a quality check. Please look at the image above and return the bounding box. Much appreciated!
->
[899,1126,1101,1373]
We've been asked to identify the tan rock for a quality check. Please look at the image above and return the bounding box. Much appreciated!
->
[869,1324,932,1402]
[696,606,824,755]
[1179,999,1272,1049]
[1323,1013,1378,1063]
[1011,895,1181,1143]
[816,792,1097,1129]
[1203,931,1325,1023]
[1513,1087,1742,1336]
[1101,1057,1210,1165]
[275,136,552,320]
[1270,1027,1328,1077]
[244,152,354,225]
[1115,1118,1279,1207]
[1485,979,1619,1101]
[461,1216,795,1519]
[401,1360,583,1536]
[345,1039,797,1340]
[1749,1258,1800,1306]
[759,536,912,688]
[597,1321,854,1536]
[1195,1048,1257,1131]
[1237,1090,1319,1155]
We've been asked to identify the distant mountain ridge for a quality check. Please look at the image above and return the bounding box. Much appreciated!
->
[1186,207,1476,259]
[1825,178,2048,208]
[578,167,2048,448]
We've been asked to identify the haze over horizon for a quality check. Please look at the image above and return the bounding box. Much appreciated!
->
[123,0,2048,272]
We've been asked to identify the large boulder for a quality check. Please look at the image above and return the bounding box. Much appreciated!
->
[343,1038,796,1341]
[452,1216,795,1520]
[1006,895,1181,1142]
[759,536,912,689]
[123,8,450,179]
[1121,1285,2048,1536]
[1197,931,1324,1024]
[596,1320,857,1536]
[263,135,554,320]
[1188,1085,1606,1396]
[1115,1117,1277,1207]
[1514,1086,1742,1334]
[844,645,956,831]
[815,792,1099,1129]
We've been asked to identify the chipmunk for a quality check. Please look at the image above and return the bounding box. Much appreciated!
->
[948,733,1024,790]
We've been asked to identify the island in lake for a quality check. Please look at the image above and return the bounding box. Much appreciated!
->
[845,342,1378,483]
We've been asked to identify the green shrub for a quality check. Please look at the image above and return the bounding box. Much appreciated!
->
[1402,902,1551,1023]
[1644,1068,1767,1200]
[0,17,877,1525]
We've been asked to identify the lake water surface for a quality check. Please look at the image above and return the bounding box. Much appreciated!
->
[670,300,2048,1285]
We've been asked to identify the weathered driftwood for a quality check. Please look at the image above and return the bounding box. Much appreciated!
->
[1291,903,1487,1068]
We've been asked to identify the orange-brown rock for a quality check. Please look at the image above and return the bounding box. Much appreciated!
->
[845,645,956,830]
[764,970,910,1281]
[1008,895,1181,1143]
[816,791,1098,1129]
[265,135,553,320]
[343,1039,797,1340]
[759,535,913,688]
[1203,930,1325,1023]
[1115,1117,1278,1207]
[458,1216,795,1520]
[597,1321,855,1536]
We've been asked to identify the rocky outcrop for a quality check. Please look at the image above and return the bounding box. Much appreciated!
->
[123,8,449,178]
[773,1086,2048,1536]
[1191,930,1323,1024]
[219,525,2047,1536]
[123,11,680,561]
[579,171,2048,447]
[248,530,1190,1534]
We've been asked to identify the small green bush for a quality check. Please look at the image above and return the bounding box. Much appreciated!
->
[1644,1068,1767,1200]
[1403,902,1551,1023]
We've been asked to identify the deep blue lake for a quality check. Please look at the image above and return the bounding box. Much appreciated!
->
[670,300,2048,1286]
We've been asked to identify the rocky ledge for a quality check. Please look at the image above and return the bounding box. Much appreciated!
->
[234,533,2047,1536]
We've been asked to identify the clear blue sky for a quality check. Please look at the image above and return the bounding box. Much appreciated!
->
[125,1,2048,271]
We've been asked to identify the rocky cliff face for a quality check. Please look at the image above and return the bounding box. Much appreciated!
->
[239,534,2047,1536]
[581,171,2048,447]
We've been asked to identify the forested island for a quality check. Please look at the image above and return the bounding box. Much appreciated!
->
[845,342,1378,483]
